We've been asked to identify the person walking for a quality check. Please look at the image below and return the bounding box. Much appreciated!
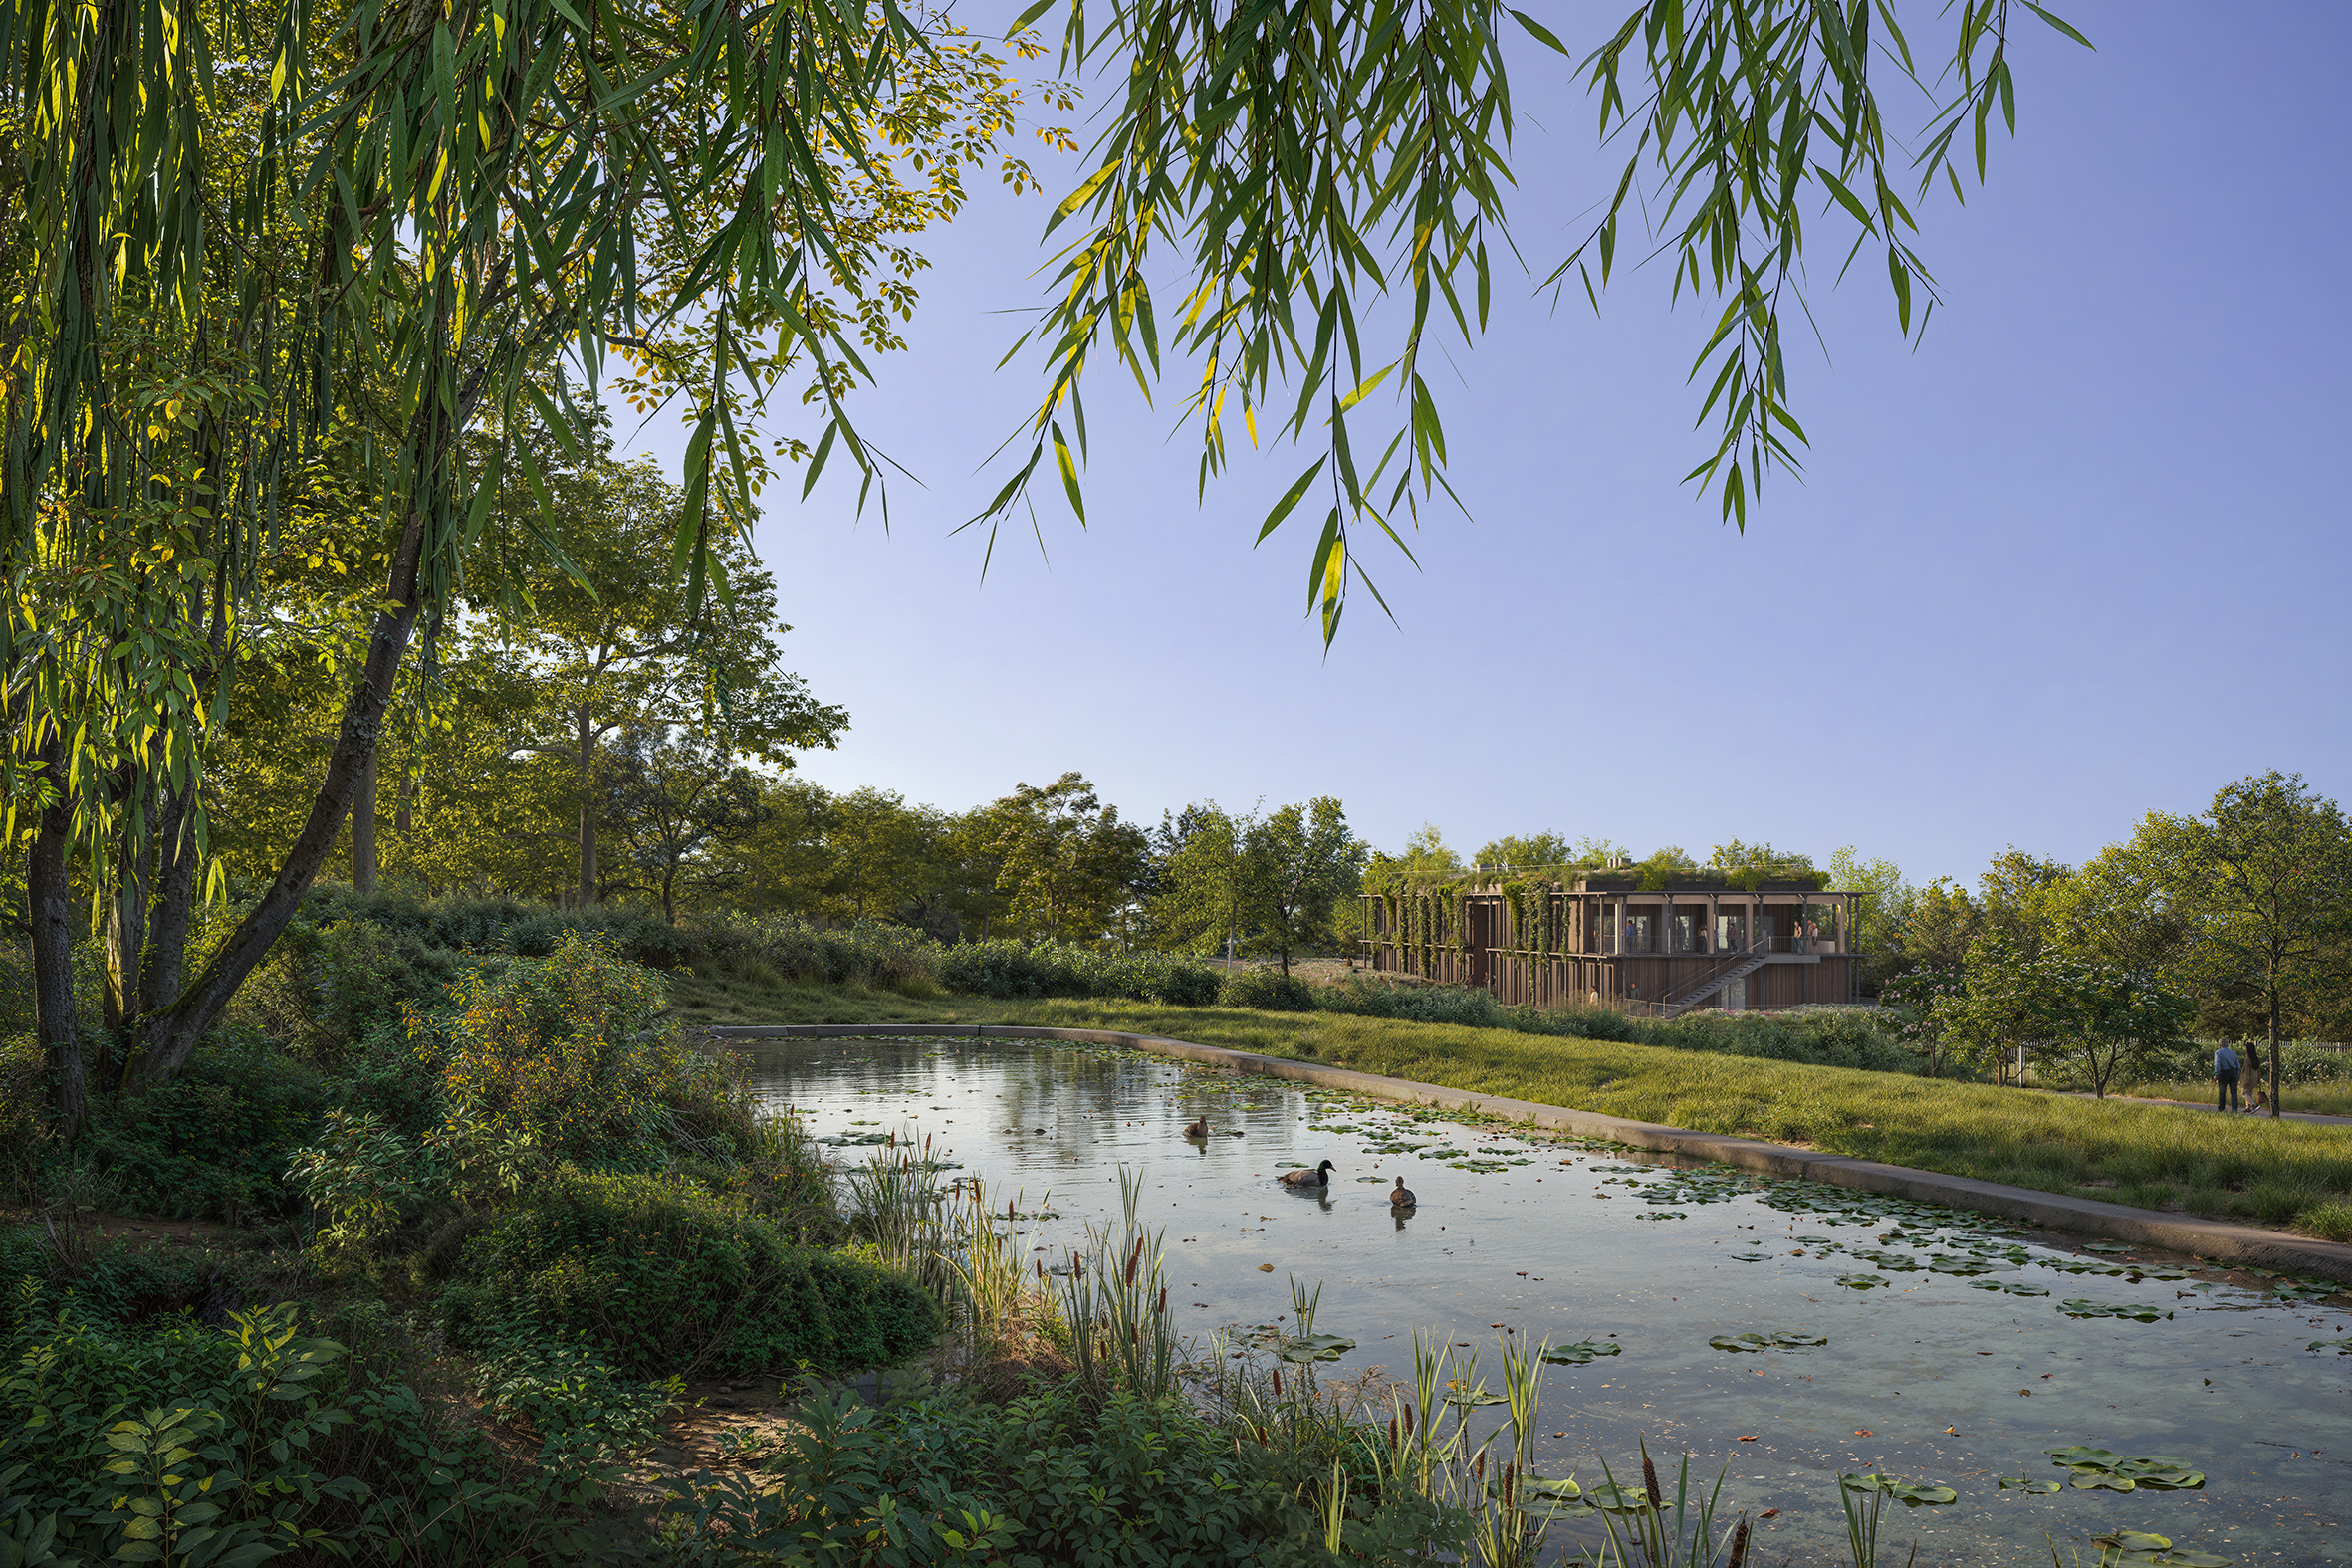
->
[2213,1042,2241,1113]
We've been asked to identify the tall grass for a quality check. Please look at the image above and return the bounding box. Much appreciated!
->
[1052,1169,1182,1400]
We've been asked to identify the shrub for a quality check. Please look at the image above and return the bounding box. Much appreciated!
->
[445,1168,940,1377]
[88,1039,333,1220]
[664,1383,1330,1567]
[468,1329,681,1484]
[1222,967,1317,1011]
[416,933,700,1183]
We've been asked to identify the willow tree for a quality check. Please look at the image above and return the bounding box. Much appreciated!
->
[2,0,1046,1130]
[6,0,2085,1135]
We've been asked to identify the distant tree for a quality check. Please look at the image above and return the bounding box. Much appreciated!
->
[1394,823,1464,877]
[1825,845,1913,990]
[823,788,936,924]
[2157,773,2352,1117]
[1904,879,1983,973]
[1475,832,1575,872]
[495,454,845,905]
[600,727,771,926]
[1148,803,1251,958]
[1935,935,2191,1099]
[986,774,1150,945]
[1976,847,2072,957]
[1236,799,1366,974]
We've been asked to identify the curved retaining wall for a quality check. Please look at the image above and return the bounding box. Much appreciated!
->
[708,1022,2352,1284]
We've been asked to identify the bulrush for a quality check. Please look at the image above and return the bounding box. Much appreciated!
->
[1728,1517,1752,1568]
[1643,1452,1663,1509]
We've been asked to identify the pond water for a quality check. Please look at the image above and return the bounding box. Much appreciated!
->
[738,1034,2352,1567]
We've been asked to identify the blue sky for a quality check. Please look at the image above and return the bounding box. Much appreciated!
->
[617,1,2351,889]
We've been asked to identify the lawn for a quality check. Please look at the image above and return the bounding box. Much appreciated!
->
[674,974,2352,1242]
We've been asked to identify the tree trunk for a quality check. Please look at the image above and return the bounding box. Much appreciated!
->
[128,376,453,1088]
[352,750,379,893]
[102,765,156,1030]
[577,703,597,905]
[30,729,85,1139]
[2269,988,2282,1119]
[139,781,198,1018]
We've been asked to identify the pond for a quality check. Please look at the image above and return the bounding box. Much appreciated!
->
[739,1033,2352,1567]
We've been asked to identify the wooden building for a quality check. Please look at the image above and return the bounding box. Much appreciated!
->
[1357,873,1861,1016]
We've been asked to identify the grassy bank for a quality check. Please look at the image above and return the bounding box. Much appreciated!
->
[680,976,2352,1241]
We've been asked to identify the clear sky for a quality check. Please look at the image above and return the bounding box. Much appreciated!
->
[616,1,2352,888]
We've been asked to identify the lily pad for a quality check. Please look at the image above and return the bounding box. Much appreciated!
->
[2088,1529,2232,1567]
[1969,1280,2052,1296]
[1710,1331,1824,1352]
[1840,1474,1957,1508]
[1278,1333,1356,1364]
[1353,1176,1388,1183]
[2058,1299,2172,1321]
[1540,1339,1622,1366]
[2084,1242,2135,1254]
[1998,1476,2063,1493]
[1582,1482,1657,1515]
[2306,1336,2352,1354]
[1836,1274,1890,1290]
[1729,1252,1773,1262]
[2272,1282,2337,1302]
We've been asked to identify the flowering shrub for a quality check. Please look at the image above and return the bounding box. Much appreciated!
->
[413,933,704,1186]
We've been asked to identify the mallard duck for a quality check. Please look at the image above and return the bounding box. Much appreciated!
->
[1280,1160,1335,1188]
[1183,1117,1211,1138]
[1389,1177,1418,1208]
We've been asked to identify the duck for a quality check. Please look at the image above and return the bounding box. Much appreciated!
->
[1280,1160,1335,1188]
[1183,1117,1212,1138]
[1389,1177,1418,1208]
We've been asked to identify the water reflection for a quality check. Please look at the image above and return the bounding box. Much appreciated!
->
[738,1034,2352,1567]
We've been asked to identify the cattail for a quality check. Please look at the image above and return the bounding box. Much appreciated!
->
[1728,1518,1751,1568]
[1401,1405,1415,1438]
[1503,1461,1518,1507]
[1388,1416,1400,1448]
[1642,1453,1663,1509]
[1157,1285,1167,1315]
[1474,1452,1486,1484]
[1126,1236,1144,1285]
[1273,1368,1284,1398]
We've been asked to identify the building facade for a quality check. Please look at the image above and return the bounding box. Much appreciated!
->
[1358,874,1861,1015]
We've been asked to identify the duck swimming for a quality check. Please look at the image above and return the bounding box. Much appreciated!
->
[1183,1117,1211,1138]
[1280,1160,1335,1188]
[1389,1177,1418,1208]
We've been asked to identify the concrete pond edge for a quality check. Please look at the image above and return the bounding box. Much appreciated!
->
[708,1021,2352,1286]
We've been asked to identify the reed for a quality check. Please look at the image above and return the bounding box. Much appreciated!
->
[1053,1167,1183,1399]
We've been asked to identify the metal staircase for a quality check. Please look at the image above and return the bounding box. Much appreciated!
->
[1657,937,1773,1018]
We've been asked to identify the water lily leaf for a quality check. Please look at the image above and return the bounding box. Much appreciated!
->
[1729,1252,1772,1262]
[2048,1447,2123,1467]
[1770,1331,1826,1347]
[2096,1531,2172,1553]
[1841,1474,1956,1507]
[1446,1389,1507,1408]
[1998,1476,2063,1493]
[1278,1333,1356,1364]
[2148,1552,2231,1567]
[1710,1333,1771,1353]
[1516,1474,1584,1499]
[2058,1299,2172,1321]
[1837,1274,1890,1290]
[2306,1336,2352,1354]
[2084,1242,2135,1254]
[2272,1283,2336,1302]
[2069,1471,2137,1491]
[1540,1340,1621,1366]
[1582,1482,1656,1514]
[2115,1458,2204,1490]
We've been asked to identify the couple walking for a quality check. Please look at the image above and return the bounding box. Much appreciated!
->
[2212,1043,2269,1113]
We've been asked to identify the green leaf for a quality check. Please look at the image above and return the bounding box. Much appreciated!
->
[1508,10,1568,55]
